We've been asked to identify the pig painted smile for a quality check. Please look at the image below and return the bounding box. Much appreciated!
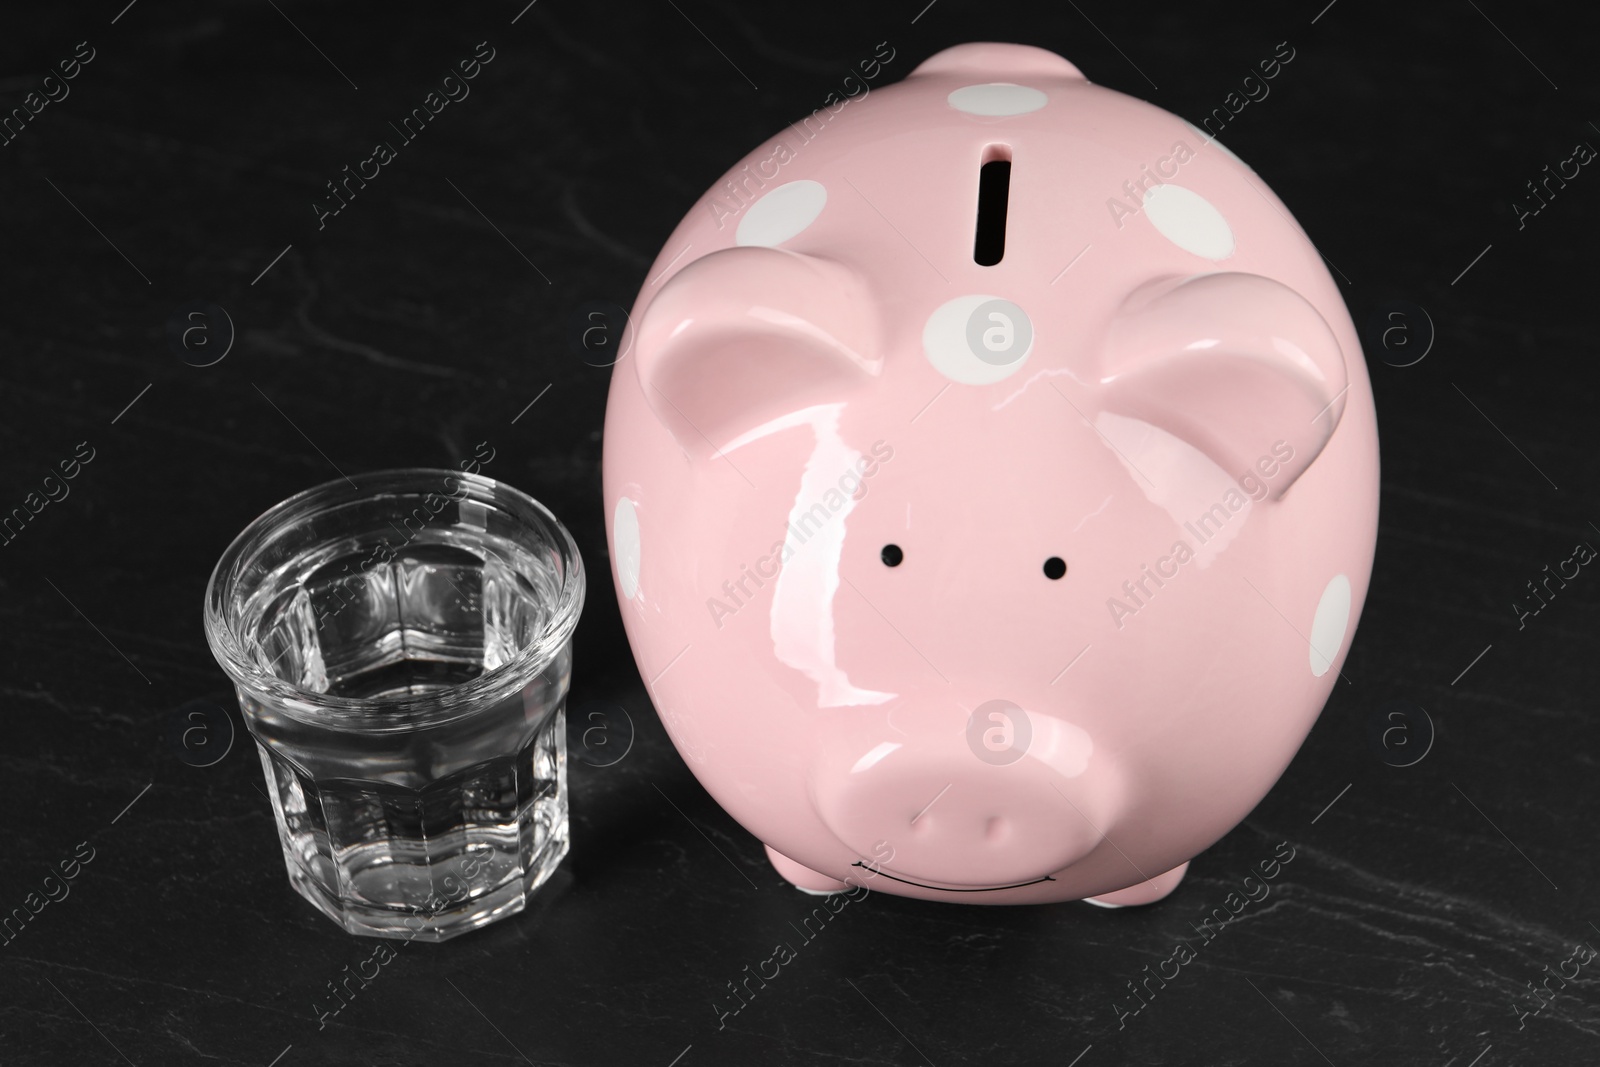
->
[603,42,1378,908]
[851,862,1058,894]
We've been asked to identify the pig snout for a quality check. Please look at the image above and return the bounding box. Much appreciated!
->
[812,703,1112,889]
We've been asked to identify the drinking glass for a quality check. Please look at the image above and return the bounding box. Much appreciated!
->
[204,469,584,941]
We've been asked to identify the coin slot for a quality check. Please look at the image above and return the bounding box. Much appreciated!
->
[974,145,1012,266]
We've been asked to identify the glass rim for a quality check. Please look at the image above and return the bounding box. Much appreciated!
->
[203,467,585,731]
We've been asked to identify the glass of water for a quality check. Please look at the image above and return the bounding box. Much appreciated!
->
[204,469,584,941]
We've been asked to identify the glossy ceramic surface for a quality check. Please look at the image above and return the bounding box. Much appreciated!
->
[601,42,1379,905]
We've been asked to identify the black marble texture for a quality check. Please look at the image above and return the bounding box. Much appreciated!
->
[2,1,1598,1064]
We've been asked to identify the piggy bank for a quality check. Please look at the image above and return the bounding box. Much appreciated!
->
[601,42,1377,906]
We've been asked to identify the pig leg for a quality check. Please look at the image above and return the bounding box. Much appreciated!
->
[764,844,850,895]
[1083,862,1190,908]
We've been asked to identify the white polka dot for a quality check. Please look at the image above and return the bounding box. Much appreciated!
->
[1309,574,1351,677]
[1182,121,1247,167]
[1142,184,1235,260]
[947,83,1048,116]
[735,180,827,247]
[613,497,641,600]
[923,295,1034,385]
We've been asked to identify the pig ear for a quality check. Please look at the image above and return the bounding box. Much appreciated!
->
[632,247,880,457]
[1099,273,1349,499]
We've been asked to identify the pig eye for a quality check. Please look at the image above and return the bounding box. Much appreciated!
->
[880,544,904,567]
[1043,557,1067,580]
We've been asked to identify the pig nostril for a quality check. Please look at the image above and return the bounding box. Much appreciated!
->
[984,816,1007,841]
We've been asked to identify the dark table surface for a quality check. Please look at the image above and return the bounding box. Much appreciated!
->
[4,2,1599,1064]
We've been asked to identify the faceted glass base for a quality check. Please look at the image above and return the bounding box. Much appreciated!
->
[257,704,569,942]
[285,807,569,942]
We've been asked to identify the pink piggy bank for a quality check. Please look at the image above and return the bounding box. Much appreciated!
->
[602,42,1377,906]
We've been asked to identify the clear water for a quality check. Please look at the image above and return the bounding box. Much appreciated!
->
[240,527,571,941]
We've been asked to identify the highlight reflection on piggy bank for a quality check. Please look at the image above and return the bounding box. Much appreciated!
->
[602,42,1377,905]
